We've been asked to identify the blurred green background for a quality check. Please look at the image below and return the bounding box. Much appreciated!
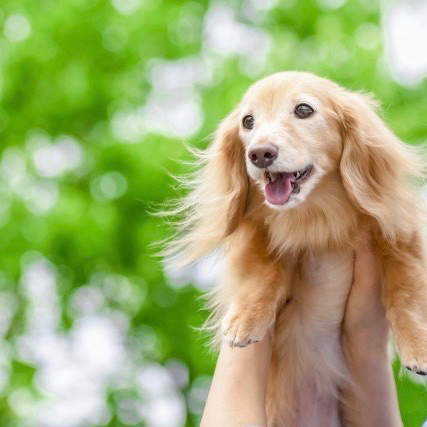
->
[0,0,426,425]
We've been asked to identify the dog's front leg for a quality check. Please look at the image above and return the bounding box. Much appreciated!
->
[220,220,293,347]
[379,230,427,375]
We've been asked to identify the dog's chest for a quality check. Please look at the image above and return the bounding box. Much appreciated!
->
[297,248,355,331]
[281,249,355,426]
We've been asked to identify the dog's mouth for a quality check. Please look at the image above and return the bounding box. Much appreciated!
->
[264,165,313,205]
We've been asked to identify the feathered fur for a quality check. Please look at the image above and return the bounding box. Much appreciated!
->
[162,72,427,425]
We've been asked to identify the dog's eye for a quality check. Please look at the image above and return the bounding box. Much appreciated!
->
[242,115,255,129]
[295,103,314,119]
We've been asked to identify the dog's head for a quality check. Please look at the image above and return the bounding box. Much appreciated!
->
[214,72,422,238]
[167,72,423,265]
[238,72,342,210]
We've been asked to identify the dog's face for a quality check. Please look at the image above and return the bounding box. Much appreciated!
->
[166,71,421,268]
[238,73,342,210]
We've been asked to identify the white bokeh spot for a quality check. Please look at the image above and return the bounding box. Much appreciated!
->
[4,13,31,43]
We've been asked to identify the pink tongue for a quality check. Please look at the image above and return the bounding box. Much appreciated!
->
[265,172,294,205]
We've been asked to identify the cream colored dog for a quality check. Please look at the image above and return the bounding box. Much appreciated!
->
[165,72,427,425]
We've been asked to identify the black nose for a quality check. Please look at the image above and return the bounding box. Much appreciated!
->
[248,143,278,168]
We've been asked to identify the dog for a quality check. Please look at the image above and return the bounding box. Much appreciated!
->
[164,72,427,425]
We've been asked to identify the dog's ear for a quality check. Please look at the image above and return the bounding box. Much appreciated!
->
[208,109,249,236]
[337,91,423,241]
[164,108,249,266]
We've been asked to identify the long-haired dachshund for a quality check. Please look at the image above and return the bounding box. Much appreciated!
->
[164,72,427,425]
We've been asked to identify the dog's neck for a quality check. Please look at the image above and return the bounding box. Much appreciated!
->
[247,170,360,254]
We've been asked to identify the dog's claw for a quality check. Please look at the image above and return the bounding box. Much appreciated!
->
[406,366,427,376]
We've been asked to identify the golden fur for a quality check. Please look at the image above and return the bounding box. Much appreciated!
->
[164,72,427,425]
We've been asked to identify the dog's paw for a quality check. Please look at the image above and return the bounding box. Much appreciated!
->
[396,332,427,376]
[402,350,427,376]
[221,304,276,348]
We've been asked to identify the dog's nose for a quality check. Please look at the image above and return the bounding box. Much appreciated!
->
[248,144,278,168]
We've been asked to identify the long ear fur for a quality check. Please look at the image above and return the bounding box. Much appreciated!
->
[162,109,249,268]
[337,91,425,241]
